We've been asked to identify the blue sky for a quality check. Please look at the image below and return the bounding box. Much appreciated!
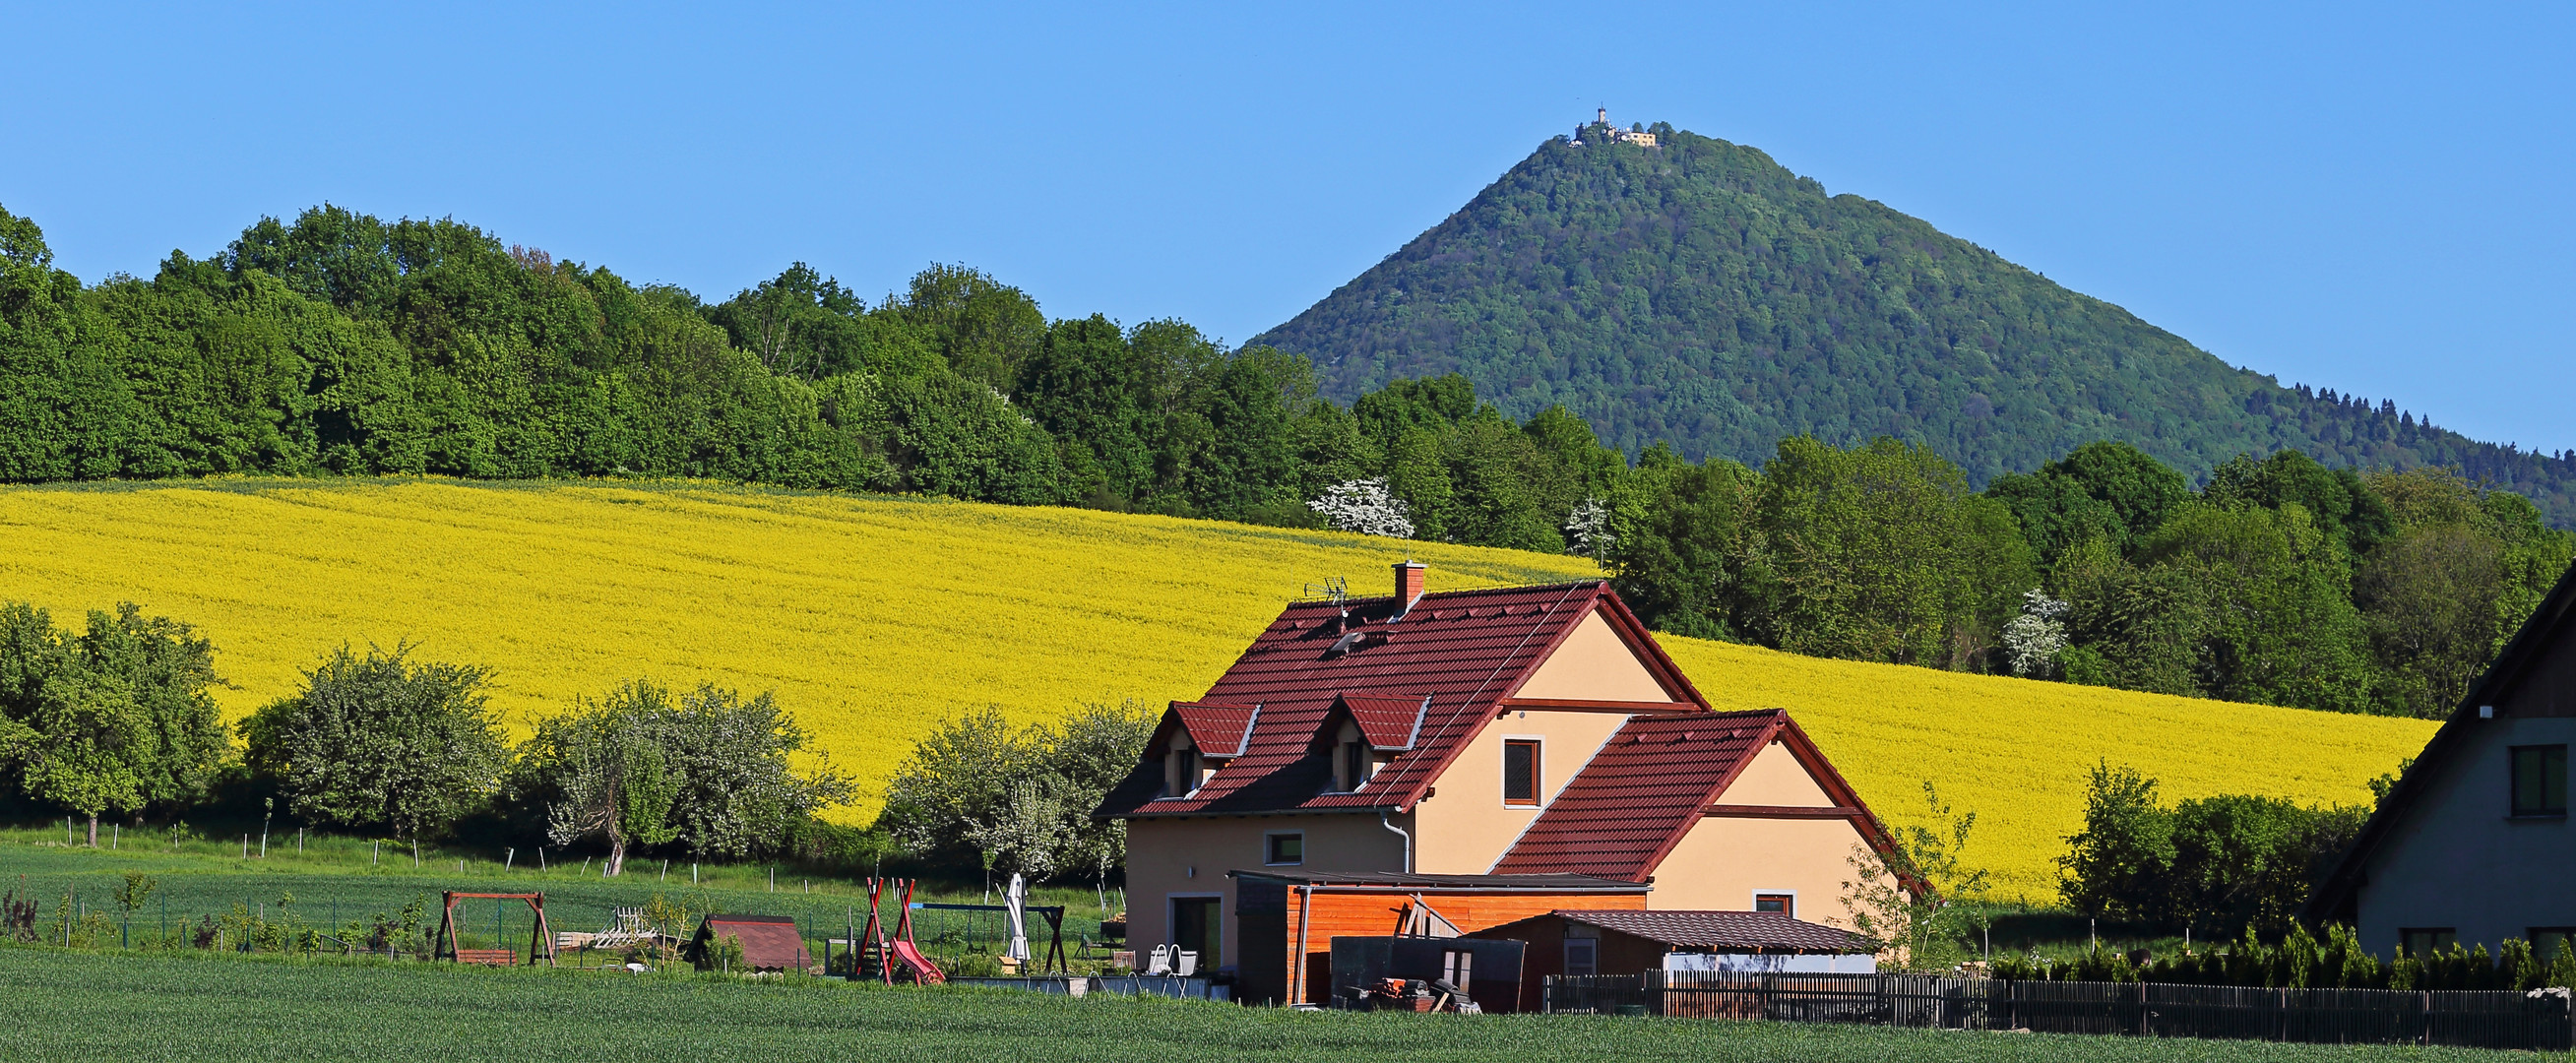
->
[5,2,2568,450]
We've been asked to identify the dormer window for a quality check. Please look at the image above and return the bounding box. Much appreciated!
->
[1164,734,1205,798]
[1333,720,1376,792]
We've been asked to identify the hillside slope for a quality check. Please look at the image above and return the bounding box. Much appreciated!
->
[0,478,2433,897]
[1252,129,2576,522]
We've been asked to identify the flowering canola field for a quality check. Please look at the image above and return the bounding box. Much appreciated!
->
[0,478,2435,899]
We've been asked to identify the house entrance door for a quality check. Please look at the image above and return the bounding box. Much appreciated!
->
[1171,897,1221,972]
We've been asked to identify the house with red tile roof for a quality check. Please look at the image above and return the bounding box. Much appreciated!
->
[1097,562,1904,999]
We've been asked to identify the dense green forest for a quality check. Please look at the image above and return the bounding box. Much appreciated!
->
[0,202,2565,719]
[1250,117,2576,526]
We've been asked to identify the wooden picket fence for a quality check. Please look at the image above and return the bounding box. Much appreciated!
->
[1544,971,2576,1051]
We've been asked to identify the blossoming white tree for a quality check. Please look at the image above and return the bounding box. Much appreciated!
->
[2002,589,2071,678]
[1308,478,1414,538]
[1564,497,1610,557]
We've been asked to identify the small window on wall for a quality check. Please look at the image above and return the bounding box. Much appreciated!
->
[1441,949,1474,986]
[2401,928,2457,958]
[1503,739,1540,806]
[1564,938,1597,977]
[1754,893,1794,918]
[2533,928,2576,963]
[1265,832,1303,866]
[2511,745,2568,816]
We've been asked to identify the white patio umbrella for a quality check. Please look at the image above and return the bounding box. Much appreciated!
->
[1005,873,1031,963]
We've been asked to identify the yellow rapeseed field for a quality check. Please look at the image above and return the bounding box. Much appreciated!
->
[1664,641,2436,899]
[0,477,2436,899]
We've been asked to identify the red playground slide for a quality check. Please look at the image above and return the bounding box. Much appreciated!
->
[890,880,946,985]
[890,936,946,985]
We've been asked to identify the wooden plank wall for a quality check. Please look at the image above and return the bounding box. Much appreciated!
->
[1276,891,1648,1006]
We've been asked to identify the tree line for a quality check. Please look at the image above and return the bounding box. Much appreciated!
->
[1603,439,2574,718]
[0,595,1155,885]
[4,202,2567,717]
[0,603,849,868]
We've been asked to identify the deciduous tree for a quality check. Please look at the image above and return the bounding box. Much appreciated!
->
[239,644,505,840]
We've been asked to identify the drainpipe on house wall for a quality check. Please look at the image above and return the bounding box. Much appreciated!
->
[1380,810,1412,873]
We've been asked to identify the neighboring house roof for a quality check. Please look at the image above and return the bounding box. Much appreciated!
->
[1100,580,1707,819]
[1540,909,1872,954]
[2307,558,2576,923]
[1228,870,1650,893]
[1488,710,1900,883]
[688,914,814,971]
[1171,701,1259,757]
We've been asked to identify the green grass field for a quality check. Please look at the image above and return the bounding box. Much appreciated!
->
[0,830,1116,970]
[0,948,2536,1063]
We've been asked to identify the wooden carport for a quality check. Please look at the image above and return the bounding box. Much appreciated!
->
[1228,870,1651,1006]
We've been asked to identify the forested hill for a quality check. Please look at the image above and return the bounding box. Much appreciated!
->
[1251,122,2576,525]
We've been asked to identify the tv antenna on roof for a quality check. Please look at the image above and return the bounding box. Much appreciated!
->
[1302,577,1350,610]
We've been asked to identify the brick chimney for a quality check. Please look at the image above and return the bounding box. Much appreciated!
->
[1393,560,1426,616]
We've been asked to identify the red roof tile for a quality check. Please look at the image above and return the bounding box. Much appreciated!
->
[1100,581,1708,818]
[1171,701,1259,757]
[1490,712,1905,885]
[1336,694,1427,750]
[1490,711,1787,880]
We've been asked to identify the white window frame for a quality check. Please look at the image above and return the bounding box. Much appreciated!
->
[1751,889,1798,919]
[1500,734,1545,808]
[1263,830,1305,867]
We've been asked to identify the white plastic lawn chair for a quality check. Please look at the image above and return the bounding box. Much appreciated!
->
[1176,949,1199,976]
[1145,944,1172,974]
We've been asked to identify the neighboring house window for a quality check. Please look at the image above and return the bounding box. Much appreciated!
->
[1164,738,1202,798]
[1503,739,1541,806]
[1755,893,1794,918]
[1564,938,1598,976]
[2401,928,2457,958]
[2532,928,2576,963]
[2511,745,2568,816]
[1265,832,1303,866]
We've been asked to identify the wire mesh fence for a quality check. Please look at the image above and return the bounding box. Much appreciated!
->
[1544,971,2576,1051]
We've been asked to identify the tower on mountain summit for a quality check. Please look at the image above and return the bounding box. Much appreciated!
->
[1574,106,1658,148]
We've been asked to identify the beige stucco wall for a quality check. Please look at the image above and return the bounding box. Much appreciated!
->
[1512,609,1678,702]
[1123,813,1409,969]
[1650,814,1881,926]
[1413,707,1629,873]
[1719,742,1836,806]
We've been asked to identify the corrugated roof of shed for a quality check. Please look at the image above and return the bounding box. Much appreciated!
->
[1550,909,1871,953]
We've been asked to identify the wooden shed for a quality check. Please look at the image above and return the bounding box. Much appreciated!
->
[1228,870,1650,1006]
[1469,909,1875,1013]
[687,914,816,973]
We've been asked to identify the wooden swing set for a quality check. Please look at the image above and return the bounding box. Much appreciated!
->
[434,891,556,967]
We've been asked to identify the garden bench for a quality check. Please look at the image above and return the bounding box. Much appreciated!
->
[454,948,518,966]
